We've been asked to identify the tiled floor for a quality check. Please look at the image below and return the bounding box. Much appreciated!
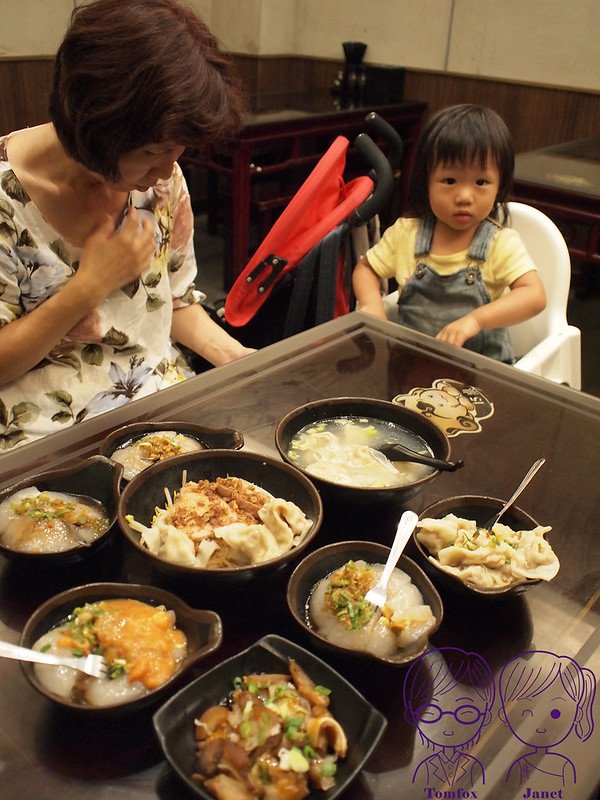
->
[194,219,600,398]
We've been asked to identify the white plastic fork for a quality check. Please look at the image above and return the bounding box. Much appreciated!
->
[365,509,419,608]
[0,640,108,678]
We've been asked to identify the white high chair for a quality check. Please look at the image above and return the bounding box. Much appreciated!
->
[382,201,582,389]
[505,201,581,389]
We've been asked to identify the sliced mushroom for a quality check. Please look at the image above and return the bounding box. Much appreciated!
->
[196,738,225,777]
[203,772,254,800]
[289,659,329,708]
[195,704,230,740]
[219,740,252,784]
[242,673,291,686]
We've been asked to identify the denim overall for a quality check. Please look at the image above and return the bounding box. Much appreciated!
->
[396,215,513,362]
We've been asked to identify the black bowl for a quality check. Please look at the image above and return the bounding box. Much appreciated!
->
[0,455,122,566]
[414,495,550,598]
[287,540,443,666]
[19,581,222,714]
[275,396,452,504]
[153,634,387,800]
[99,421,244,480]
[117,449,323,584]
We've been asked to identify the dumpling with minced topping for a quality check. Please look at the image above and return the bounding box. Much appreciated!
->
[126,476,312,569]
[111,431,203,480]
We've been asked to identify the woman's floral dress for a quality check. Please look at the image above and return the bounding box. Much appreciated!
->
[0,136,203,451]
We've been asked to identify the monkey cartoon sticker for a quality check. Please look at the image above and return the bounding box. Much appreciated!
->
[393,379,494,437]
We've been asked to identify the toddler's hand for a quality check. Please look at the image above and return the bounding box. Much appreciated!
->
[356,300,387,320]
[76,207,156,304]
[436,314,481,347]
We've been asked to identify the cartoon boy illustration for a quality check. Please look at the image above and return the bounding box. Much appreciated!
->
[403,647,495,788]
[498,650,596,786]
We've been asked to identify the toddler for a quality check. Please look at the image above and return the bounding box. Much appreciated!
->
[352,104,546,361]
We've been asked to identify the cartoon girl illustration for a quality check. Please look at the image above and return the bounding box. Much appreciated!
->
[498,650,596,786]
[403,647,495,788]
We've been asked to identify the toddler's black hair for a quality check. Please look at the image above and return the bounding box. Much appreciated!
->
[408,104,514,220]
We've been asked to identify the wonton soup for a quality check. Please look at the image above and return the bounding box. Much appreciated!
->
[285,416,433,488]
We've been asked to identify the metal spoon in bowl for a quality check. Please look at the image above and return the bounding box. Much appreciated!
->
[364,510,419,609]
[481,458,546,530]
[371,441,464,472]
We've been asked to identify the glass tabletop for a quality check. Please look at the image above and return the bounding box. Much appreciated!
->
[0,314,598,800]
[515,135,600,198]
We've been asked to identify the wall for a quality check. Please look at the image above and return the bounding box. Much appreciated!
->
[2,0,599,94]
[1,0,599,151]
[0,0,73,57]
[448,0,600,92]
[219,0,600,94]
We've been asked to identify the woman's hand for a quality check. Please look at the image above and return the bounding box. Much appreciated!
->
[74,207,156,304]
[171,304,256,367]
[0,207,157,386]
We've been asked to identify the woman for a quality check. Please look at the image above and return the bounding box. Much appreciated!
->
[0,0,253,450]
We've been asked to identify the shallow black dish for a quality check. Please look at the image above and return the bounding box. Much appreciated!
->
[153,633,387,800]
[118,449,323,584]
[99,421,244,480]
[287,540,443,666]
[275,396,452,503]
[0,455,122,566]
[19,581,222,715]
[414,495,548,598]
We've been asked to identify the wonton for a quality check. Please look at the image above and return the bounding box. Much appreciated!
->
[416,513,559,590]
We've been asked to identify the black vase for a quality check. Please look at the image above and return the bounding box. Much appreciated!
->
[332,41,368,99]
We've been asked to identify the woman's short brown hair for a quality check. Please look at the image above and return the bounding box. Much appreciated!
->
[49,0,246,181]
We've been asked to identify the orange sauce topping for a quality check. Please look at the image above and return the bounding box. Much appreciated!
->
[97,599,186,689]
[59,599,187,690]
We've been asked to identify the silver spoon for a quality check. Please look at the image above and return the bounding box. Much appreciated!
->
[482,458,546,530]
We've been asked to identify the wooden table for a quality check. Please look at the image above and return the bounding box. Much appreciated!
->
[511,136,600,295]
[0,313,599,800]
[182,92,427,289]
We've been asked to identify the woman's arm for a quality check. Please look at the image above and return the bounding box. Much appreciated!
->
[170,303,255,367]
[352,257,387,320]
[0,208,155,386]
[436,270,547,347]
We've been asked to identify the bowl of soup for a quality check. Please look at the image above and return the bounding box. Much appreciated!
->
[287,541,443,667]
[19,581,223,714]
[0,455,122,566]
[117,449,323,584]
[275,397,453,503]
[99,421,244,481]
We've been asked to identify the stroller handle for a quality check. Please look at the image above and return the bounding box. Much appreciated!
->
[364,111,403,169]
[352,132,394,225]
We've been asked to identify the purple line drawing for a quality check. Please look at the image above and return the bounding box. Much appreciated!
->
[498,649,596,786]
[403,647,495,788]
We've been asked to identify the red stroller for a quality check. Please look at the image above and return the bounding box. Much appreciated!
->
[217,113,403,349]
